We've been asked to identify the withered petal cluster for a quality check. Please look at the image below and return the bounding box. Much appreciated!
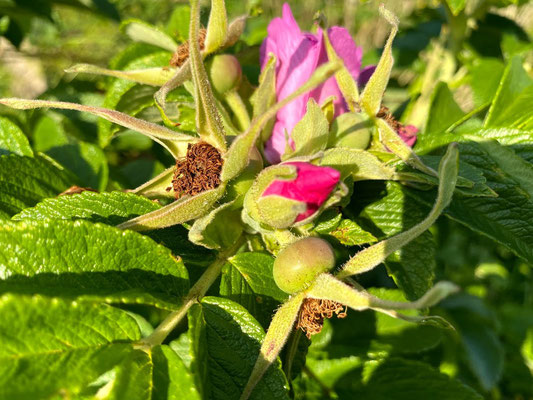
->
[296,298,347,338]
[170,141,223,199]
[170,28,207,68]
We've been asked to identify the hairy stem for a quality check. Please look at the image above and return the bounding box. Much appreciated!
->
[224,90,251,131]
[140,236,245,347]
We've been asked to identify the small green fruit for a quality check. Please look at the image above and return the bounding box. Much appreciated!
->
[273,237,335,294]
[207,54,242,96]
[329,112,372,150]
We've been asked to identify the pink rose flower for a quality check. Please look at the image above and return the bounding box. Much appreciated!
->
[262,162,341,222]
[260,3,374,164]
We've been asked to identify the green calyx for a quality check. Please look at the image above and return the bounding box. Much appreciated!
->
[273,237,336,294]
[328,112,372,150]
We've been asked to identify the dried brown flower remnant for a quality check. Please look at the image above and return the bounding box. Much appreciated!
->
[296,298,347,338]
[169,142,223,199]
[170,28,207,68]
[377,105,403,133]
[59,186,98,196]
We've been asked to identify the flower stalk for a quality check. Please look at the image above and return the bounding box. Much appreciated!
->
[139,235,245,347]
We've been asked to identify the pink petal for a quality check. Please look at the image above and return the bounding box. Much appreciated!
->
[262,162,341,221]
[398,124,418,147]
[261,4,322,163]
[358,65,376,87]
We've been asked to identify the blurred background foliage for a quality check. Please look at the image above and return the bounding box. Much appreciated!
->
[0,0,532,398]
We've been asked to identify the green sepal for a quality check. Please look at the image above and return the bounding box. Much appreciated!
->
[328,112,372,150]
[117,184,226,231]
[282,98,329,160]
[131,165,175,199]
[319,147,396,181]
[120,19,178,51]
[65,63,175,86]
[360,5,398,117]
[0,98,194,158]
[337,142,459,279]
[307,274,459,315]
[256,196,307,229]
[323,28,359,110]
[189,0,227,151]
[154,15,246,127]
[221,61,341,183]
[377,118,437,177]
[189,200,243,249]
[243,164,297,231]
[240,292,306,400]
[224,146,263,203]
[204,0,228,53]
[250,54,277,142]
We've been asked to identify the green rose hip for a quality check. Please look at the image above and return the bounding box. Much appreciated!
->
[273,237,336,294]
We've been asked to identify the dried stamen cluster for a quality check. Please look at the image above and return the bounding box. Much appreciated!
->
[170,28,207,68]
[296,298,347,338]
[170,142,223,199]
[377,105,402,132]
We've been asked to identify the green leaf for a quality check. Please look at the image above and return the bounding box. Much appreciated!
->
[341,358,482,399]
[357,182,437,299]
[189,296,290,400]
[152,345,201,400]
[284,99,329,159]
[13,190,160,224]
[0,219,189,310]
[425,82,465,134]
[220,252,288,327]
[189,201,243,249]
[485,56,533,128]
[468,58,505,108]
[441,294,504,391]
[107,345,201,400]
[0,154,74,218]
[0,294,139,400]
[0,117,33,157]
[414,138,533,265]
[13,190,215,267]
[121,19,178,52]
[32,114,109,191]
[326,218,377,246]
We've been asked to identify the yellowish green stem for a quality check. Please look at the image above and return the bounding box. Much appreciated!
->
[139,236,245,347]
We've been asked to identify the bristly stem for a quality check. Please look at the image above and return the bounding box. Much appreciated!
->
[139,236,245,347]
[224,90,251,131]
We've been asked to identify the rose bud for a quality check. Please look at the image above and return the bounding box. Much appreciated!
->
[259,162,340,226]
